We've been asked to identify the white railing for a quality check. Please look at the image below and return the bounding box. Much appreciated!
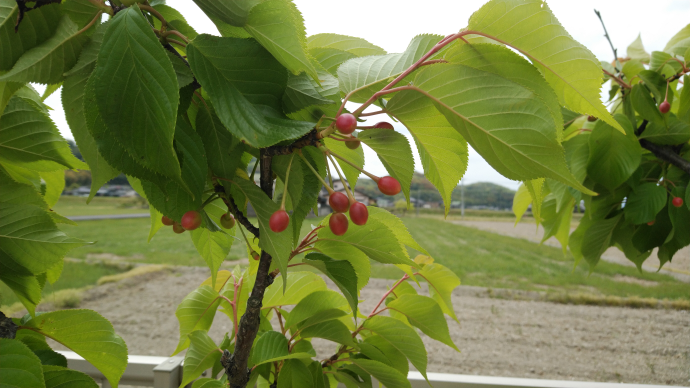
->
[58,351,684,388]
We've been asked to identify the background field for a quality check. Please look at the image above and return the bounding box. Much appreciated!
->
[3,197,688,310]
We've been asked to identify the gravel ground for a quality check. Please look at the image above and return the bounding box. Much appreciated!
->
[453,220,690,282]
[52,267,690,386]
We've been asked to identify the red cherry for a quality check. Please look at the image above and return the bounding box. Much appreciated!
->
[220,213,235,229]
[269,210,290,233]
[161,216,174,226]
[329,213,349,236]
[346,139,361,150]
[374,122,394,130]
[349,202,368,225]
[659,101,670,114]
[646,220,655,226]
[377,176,401,196]
[181,210,202,230]
[251,251,260,261]
[587,116,597,122]
[329,192,350,213]
[672,197,684,208]
[336,114,357,134]
[172,222,185,234]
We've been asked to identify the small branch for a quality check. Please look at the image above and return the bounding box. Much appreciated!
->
[602,69,631,89]
[263,130,322,157]
[0,311,18,339]
[166,38,186,48]
[420,59,448,66]
[368,274,409,318]
[162,29,190,44]
[358,110,387,117]
[594,9,619,71]
[213,181,260,237]
[639,140,690,176]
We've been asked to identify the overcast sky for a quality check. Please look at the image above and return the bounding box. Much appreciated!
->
[42,0,690,190]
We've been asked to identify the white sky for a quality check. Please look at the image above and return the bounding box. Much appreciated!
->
[43,0,690,191]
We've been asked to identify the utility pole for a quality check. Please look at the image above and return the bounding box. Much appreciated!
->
[460,178,465,220]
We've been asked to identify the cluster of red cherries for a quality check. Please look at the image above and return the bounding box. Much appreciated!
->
[269,114,401,236]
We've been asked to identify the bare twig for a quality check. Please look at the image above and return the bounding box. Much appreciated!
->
[594,9,619,71]
[637,120,690,176]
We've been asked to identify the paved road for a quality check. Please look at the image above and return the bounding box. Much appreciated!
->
[67,213,149,221]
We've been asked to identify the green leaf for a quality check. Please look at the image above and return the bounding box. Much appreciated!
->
[0,164,48,209]
[539,195,573,254]
[248,331,288,366]
[298,319,356,347]
[621,59,645,87]
[93,5,181,181]
[262,272,327,309]
[180,331,222,388]
[512,183,531,224]
[0,2,62,71]
[640,115,690,145]
[187,35,314,148]
[173,285,221,355]
[62,67,119,202]
[418,263,460,322]
[350,359,411,388]
[0,95,86,171]
[407,63,593,194]
[0,259,42,315]
[466,0,623,133]
[386,294,458,351]
[0,339,45,388]
[286,68,340,122]
[323,137,364,189]
[283,72,333,114]
[444,42,564,141]
[195,103,243,180]
[367,207,428,255]
[563,134,590,184]
[22,309,127,388]
[191,0,260,27]
[307,33,386,57]
[43,365,98,388]
[303,253,358,316]
[659,186,690,265]
[168,51,194,89]
[362,315,427,379]
[338,34,443,102]
[64,21,107,77]
[0,79,23,117]
[244,0,317,80]
[231,178,293,284]
[191,228,234,288]
[632,204,673,253]
[151,4,198,41]
[0,202,85,275]
[624,183,667,224]
[317,214,414,266]
[664,23,690,56]
[386,89,468,215]
[192,378,225,388]
[142,117,207,220]
[581,214,622,267]
[358,128,415,204]
[39,170,65,209]
[308,47,356,76]
[277,359,313,388]
[0,16,91,84]
[587,116,642,191]
[313,240,370,292]
[283,290,348,330]
[627,34,650,63]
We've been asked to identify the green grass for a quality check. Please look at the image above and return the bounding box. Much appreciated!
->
[59,216,690,302]
[53,196,149,216]
[0,261,126,307]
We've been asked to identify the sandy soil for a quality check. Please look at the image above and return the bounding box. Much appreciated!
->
[454,220,690,282]
[53,267,690,386]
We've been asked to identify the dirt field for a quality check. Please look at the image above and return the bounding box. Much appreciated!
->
[51,267,690,386]
[454,220,690,282]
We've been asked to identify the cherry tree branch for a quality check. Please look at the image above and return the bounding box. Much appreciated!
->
[223,150,277,388]
[0,312,18,339]
[594,9,619,72]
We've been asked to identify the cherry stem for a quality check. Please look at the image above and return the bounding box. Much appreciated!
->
[198,193,220,211]
[250,158,259,181]
[236,224,255,256]
[327,153,355,201]
[664,79,670,102]
[324,152,334,189]
[166,38,186,48]
[602,69,631,89]
[327,135,360,142]
[359,110,387,117]
[297,151,334,195]
[280,154,295,210]
[76,11,102,35]
[161,29,190,44]
[328,150,379,181]
[368,274,410,318]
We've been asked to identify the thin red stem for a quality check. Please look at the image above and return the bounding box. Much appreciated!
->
[368,274,409,318]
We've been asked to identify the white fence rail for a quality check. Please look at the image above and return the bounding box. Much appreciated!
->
[58,351,684,388]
